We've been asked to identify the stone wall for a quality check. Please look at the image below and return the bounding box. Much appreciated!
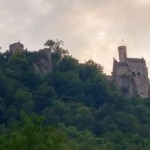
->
[110,45,149,98]
[9,42,24,53]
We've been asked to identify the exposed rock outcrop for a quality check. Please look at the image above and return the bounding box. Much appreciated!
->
[32,48,52,76]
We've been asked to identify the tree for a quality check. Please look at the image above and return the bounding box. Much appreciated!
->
[44,39,56,49]
[59,56,79,72]
[44,39,68,56]
[44,39,69,70]
[0,113,72,150]
[79,59,103,81]
[14,88,34,113]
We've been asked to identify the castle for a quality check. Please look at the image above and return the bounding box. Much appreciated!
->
[109,45,149,98]
[9,41,24,53]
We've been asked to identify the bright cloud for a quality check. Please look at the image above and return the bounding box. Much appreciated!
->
[0,0,150,75]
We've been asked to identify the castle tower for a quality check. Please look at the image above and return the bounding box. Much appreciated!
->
[9,41,24,53]
[118,45,127,62]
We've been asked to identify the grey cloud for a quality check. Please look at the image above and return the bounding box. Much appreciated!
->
[0,0,150,75]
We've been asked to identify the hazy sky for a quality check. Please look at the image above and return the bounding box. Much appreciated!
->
[1,0,150,75]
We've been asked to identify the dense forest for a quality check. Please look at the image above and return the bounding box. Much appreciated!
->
[0,39,150,150]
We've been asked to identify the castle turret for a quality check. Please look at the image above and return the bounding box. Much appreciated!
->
[118,45,127,62]
[9,41,24,53]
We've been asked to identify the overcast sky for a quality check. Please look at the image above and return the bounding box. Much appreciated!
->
[1,0,150,75]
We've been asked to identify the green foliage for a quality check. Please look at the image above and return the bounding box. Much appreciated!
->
[0,113,72,150]
[0,39,150,149]
[79,59,103,81]
[45,39,69,70]
[59,55,79,72]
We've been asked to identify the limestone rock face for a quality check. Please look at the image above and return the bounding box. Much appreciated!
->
[32,48,52,75]
[114,75,138,97]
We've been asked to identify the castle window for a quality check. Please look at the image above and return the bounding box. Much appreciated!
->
[137,72,141,77]
[132,72,136,77]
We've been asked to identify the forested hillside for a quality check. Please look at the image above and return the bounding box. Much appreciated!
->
[0,40,150,150]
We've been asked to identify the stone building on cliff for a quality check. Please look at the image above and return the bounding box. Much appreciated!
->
[9,41,24,53]
[9,41,52,75]
[109,45,149,98]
